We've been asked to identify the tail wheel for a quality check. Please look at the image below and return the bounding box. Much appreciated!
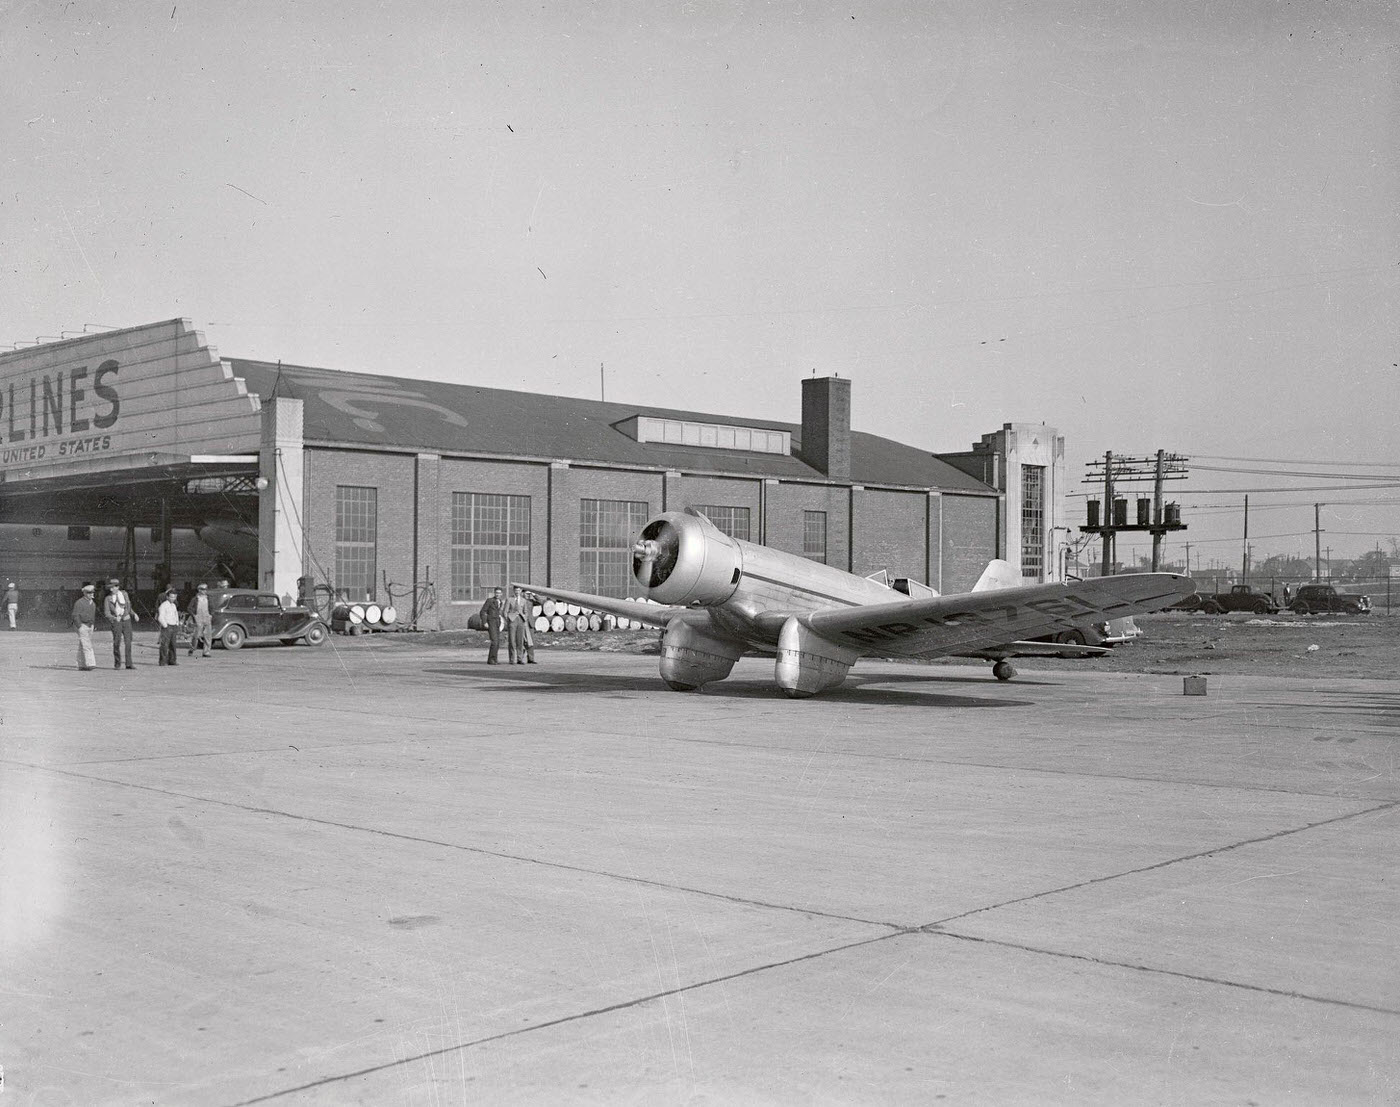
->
[992,660,1016,682]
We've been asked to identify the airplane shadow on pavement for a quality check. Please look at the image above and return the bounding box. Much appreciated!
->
[421,665,1038,708]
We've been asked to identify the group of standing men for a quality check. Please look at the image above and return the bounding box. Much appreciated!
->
[69,580,214,670]
[478,585,538,665]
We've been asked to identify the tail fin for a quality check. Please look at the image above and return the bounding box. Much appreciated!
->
[972,559,1021,592]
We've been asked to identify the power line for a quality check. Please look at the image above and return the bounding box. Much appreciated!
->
[1191,464,1400,481]
[1172,483,1400,494]
[1155,530,1398,547]
[1193,453,1400,468]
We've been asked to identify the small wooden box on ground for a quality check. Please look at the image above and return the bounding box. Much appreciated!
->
[1183,675,1208,696]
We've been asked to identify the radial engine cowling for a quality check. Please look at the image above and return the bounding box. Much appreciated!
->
[633,511,743,606]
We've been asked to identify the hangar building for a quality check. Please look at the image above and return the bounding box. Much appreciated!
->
[0,319,1065,627]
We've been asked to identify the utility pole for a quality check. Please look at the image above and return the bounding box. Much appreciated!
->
[1081,450,1187,576]
[1151,449,1166,570]
[1184,542,1192,576]
[1242,495,1249,582]
[1101,451,1114,577]
[1314,503,1324,581]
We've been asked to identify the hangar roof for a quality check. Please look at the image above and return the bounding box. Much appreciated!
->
[229,359,995,496]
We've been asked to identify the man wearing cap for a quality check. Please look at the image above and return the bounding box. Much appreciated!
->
[104,578,139,669]
[71,582,98,670]
[5,581,17,629]
[156,587,181,666]
[186,583,213,657]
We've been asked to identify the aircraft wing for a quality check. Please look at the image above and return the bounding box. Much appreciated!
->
[509,582,679,629]
[802,573,1192,660]
[960,640,1111,660]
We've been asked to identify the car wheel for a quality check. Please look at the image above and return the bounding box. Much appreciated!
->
[1202,601,1224,614]
[1252,599,1270,614]
[303,623,328,647]
[1295,602,1311,616]
[221,624,245,650]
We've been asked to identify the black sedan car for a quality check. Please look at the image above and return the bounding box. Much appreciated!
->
[1287,583,1372,615]
[203,589,330,649]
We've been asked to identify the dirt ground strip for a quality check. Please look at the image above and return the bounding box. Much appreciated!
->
[367,610,1399,680]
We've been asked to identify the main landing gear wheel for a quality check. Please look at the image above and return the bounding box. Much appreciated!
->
[992,660,1016,682]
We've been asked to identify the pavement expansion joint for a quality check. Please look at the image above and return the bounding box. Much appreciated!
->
[925,930,1400,1018]
[654,732,1388,802]
[10,758,909,932]
[926,798,1398,929]
[229,930,915,1106]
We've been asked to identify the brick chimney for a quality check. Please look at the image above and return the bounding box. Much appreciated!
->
[801,376,851,481]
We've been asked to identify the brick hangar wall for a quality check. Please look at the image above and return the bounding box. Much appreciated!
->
[763,482,850,567]
[939,493,999,592]
[301,445,1001,627]
[851,488,930,581]
[302,448,417,608]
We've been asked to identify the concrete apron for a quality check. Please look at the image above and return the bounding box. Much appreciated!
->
[1,631,1396,1104]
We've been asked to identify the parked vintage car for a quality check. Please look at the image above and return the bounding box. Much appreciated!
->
[206,588,330,648]
[1199,584,1281,615]
[1036,616,1143,653]
[1287,583,1372,615]
[1164,591,1207,612]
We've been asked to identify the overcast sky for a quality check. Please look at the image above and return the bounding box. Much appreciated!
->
[4,0,1396,570]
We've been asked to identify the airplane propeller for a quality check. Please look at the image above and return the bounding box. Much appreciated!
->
[633,538,658,593]
[633,519,681,590]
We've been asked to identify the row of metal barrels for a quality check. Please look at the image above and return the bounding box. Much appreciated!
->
[531,597,659,633]
[332,598,656,634]
[332,602,399,628]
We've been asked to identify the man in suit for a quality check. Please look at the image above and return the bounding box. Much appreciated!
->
[478,587,506,664]
[504,585,537,665]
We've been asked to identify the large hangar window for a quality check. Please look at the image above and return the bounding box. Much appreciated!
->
[1021,465,1045,581]
[580,499,649,598]
[693,505,750,541]
[803,511,827,563]
[335,486,378,599]
[451,493,531,601]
